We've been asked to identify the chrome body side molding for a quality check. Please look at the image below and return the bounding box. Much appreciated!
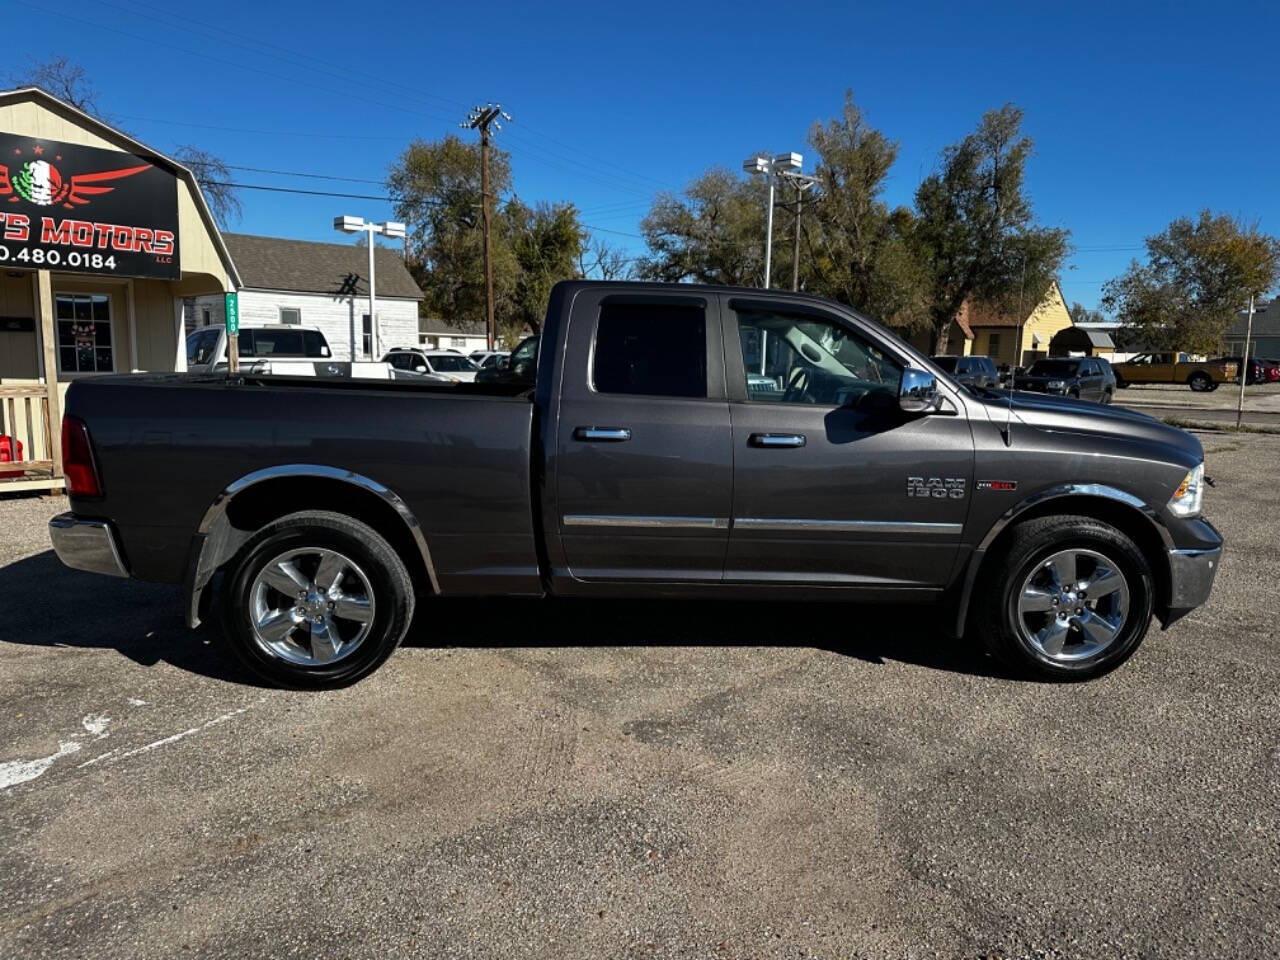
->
[734,518,963,536]
[562,514,729,530]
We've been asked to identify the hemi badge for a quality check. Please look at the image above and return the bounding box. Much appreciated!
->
[977,480,1018,492]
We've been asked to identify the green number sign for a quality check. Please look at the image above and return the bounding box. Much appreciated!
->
[224,292,239,335]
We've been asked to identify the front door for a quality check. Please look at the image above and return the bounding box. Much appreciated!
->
[722,296,975,589]
[554,291,731,582]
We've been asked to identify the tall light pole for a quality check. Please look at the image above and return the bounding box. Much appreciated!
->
[464,104,511,350]
[743,152,802,289]
[1236,294,1255,429]
[334,215,406,361]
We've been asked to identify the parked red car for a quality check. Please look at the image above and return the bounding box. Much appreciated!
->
[1213,356,1276,385]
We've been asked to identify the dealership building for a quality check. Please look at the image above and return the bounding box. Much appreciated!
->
[0,86,240,491]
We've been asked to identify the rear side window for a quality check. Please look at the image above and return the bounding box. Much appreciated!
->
[302,331,328,357]
[253,330,305,356]
[592,302,706,398]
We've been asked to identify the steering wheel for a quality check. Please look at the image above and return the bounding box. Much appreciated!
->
[783,366,812,403]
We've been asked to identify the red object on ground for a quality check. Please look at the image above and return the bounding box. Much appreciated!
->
[0,436,22,463]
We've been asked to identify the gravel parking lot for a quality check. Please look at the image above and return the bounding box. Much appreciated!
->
[2,430,1278,959]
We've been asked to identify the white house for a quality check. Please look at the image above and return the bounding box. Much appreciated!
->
[186,233,421,360]
[418,316,491,353]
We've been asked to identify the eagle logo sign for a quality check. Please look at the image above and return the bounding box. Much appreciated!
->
[0,148,151,209]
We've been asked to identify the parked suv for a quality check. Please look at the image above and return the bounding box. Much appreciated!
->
[931,354,999,389]
[381,348,481,382]
[1014,357,1116,403]
[186,325,331,372]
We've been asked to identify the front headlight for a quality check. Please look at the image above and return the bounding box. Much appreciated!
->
[1047,380,1065,389]
[1168,463,1204,518]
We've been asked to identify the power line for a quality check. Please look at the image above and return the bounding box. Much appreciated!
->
[224,164,388,186]
[117,114,407,141]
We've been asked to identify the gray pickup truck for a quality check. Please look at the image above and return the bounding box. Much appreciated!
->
[50,281,1222,687]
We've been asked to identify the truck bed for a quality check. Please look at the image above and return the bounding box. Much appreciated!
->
[64,373,542,595]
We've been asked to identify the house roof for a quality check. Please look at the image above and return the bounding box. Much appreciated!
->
[960,280,1068,328]
[1083,329,1115,348]
[221,233,423,300]
[1226,300,1280,339]
[0,86,242,289]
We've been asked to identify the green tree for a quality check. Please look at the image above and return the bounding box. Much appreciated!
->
[503,200,585,343]
[1069,301,1107,325]
[637,167,766,285]
[1102,211,1280,354]
[804,91,929,333]
[911,104,1070,352]
[389,134,516,332]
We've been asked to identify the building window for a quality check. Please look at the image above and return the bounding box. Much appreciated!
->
[202,308,211,327]
[987,332,1002,357]
[56,294,113,374]
[362,314,373,357]
[279,307,302,325]
[450,337,467,348]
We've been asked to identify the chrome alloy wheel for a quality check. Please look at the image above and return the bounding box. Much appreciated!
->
[1016,548,1130,662]
[249,547,375,666]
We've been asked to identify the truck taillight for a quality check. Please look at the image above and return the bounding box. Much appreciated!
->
[61,416,102,498]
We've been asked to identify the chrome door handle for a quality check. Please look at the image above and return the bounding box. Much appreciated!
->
[749,433,806,448]
[574,427,631,442]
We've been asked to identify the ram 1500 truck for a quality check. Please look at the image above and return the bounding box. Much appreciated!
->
[49,281,1222,687]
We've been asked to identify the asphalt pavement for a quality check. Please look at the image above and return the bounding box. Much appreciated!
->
[2,431,1278,959]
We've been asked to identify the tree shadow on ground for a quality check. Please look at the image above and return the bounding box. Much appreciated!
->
[0,549,1014,685]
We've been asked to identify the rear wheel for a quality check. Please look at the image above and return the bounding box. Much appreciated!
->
[1101,388,1113,405]
[1188,372,1212,392]
[219,511,414,688]
[978,515,1154,680]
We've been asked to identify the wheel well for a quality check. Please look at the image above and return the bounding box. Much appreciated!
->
[976,495,1171,617]
[220,476,432,596]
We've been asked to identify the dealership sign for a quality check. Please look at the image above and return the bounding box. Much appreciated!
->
[0,133,180,279]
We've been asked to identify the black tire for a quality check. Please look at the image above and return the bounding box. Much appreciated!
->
[1102,389,1114,405]
[977,514,1155,681]
[219,510,414,688]
[1188,372,1211,392]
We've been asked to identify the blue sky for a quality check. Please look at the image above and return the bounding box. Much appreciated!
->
[20,0,1279,311]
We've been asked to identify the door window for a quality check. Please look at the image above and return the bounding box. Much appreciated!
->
[186,328,220,365]
[736,308,901,406]
[55,293,113,373]
[592,302,706,398]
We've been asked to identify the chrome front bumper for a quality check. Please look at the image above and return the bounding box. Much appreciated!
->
[49,513,129,578]
[1168,546,1221,610]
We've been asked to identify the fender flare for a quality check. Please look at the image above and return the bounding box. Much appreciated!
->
[950,483,1172,638]
[184,464,439,628]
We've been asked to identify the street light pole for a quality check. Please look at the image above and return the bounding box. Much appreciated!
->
[1236,294,1255,429]
[334,215,406,361]
[743,153,805,290]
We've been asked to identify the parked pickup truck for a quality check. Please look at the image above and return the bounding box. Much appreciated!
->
[1111,352,1237,392]
[50,281,1222,687]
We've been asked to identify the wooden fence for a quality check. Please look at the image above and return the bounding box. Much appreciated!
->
[0,385,57,486]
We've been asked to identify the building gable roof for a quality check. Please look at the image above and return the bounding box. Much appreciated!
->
[0,86,242,289]
[221,233,423,300]
[961,279,1070,328]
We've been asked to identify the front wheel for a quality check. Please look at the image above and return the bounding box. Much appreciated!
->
[1188,372,1212,392]
[977,515,1154,680]
[219,510,415,688]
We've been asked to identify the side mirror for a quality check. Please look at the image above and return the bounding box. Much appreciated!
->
[899,368,941,413]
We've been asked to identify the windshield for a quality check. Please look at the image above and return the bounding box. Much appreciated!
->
[428,354,478,372]
[1027,359,1080,377]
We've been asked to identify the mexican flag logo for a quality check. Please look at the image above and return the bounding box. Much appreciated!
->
[11,159,62,206]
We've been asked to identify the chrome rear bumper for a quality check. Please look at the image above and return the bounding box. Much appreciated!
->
[49,513,129,578]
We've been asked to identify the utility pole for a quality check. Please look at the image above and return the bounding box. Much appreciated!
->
[464,104,511,351]
[1236,294,1255,429]
[776,171,819,292]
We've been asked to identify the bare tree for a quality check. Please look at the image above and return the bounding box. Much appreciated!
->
[12,57,241,228]
[172,145,242,228]
[11,56,101,116]
[577,235,635,281]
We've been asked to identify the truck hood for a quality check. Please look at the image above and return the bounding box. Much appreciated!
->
[984,390,1204,466]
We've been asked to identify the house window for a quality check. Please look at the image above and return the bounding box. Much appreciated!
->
[55,294,113,374]
[987,332,1002,357]
[362,314,373,357]
[202,308,211,327]
[451,337,467,348]
[279,307,302,325]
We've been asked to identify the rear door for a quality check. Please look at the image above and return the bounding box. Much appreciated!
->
[554,291,731,582]
[722,296,974,589]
